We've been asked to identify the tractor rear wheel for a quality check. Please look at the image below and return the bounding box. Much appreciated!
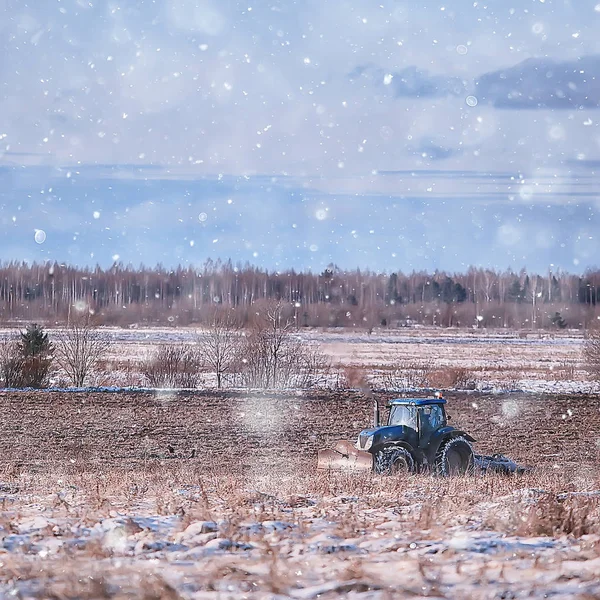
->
[375,447,415,475]
[434,437,474,476]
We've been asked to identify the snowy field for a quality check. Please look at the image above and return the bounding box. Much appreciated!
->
[2,471,600,600]
[0,329,596,597]
[1,325,586,395]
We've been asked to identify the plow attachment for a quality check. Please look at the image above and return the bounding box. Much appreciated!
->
[317,440,374,472]
[474,453,530,475]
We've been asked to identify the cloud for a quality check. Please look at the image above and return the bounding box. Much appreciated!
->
[349,65,466,98]
[377,170,518,180]
[566,159,600,170]
[409,141,461,161]
[2,2,600,177]
[165,0,230,36]
[2,1,600,275]
[476,55,600,109]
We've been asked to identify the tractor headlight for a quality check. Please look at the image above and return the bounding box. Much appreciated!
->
[357,433,373,450]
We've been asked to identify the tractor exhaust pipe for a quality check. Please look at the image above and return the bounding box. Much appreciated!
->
[373,398,380,428]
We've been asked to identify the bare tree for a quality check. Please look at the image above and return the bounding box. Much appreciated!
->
[237,329,271,388]
[54,316,112,387]
[264,302,294,388]
[236,302,331,389]
[196,311,241,388]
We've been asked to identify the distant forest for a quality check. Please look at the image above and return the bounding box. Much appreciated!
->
[0,259,599,329]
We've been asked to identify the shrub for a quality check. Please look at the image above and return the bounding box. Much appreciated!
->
[429,366,477,390]
[381,360,433,390]
[142,344,202,388]
[296,345,332,388]
[583,329,600,380]
[338,366,370,390]
[0,335,24,388]
[551,361,577,382]
[235,303,331,389]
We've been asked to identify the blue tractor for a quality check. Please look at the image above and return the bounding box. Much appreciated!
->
[317,394,525,476]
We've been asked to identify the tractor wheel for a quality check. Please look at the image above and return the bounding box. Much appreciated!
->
[434,437,474,476]
[375,447,415,476]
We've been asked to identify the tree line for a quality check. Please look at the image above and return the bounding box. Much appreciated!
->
[0,259,599,328]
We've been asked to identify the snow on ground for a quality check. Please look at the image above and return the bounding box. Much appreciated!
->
[0,326,593,395]
[1,474,600,599]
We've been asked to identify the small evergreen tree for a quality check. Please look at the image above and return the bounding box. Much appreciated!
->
[18,323,54,388]
[386,273,399,304]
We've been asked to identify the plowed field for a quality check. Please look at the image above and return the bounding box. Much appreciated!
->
[1,390,598,474]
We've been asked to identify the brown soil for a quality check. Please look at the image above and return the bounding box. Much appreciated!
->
[0,390,598,474]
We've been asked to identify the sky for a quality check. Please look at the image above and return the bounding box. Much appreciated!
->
[2,0,600,274]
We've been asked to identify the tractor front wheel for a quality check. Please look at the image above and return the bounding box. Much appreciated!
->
[434,437,474,476]
[375,447,415,476]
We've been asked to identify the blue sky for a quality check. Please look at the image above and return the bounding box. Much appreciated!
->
[2,0,600,273]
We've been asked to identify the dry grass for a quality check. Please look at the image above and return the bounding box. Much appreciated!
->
[3,462,600,533]
[1,463,600,598]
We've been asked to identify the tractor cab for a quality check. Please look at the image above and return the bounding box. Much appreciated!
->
[354,395,454,456]
[387,397,448,434]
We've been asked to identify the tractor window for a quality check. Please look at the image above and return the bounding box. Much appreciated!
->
[388,405,417,429]
[420,405,446,433]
